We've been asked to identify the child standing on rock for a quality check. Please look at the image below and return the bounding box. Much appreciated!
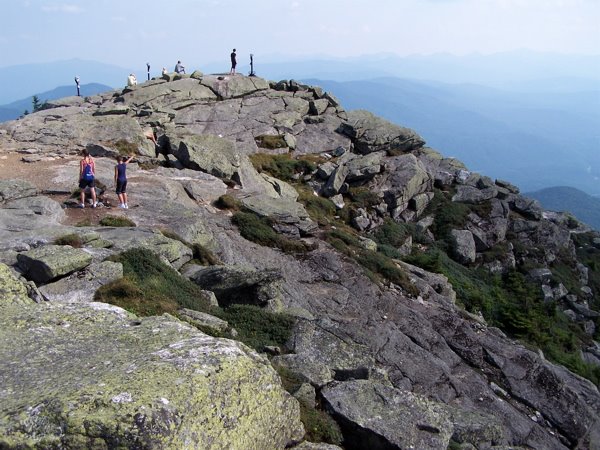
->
[114,155,134,209]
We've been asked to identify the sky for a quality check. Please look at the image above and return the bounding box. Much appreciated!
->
[1,0,599,70]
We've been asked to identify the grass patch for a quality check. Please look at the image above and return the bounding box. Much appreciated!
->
[275,366,343,446]
[297,185,337,226]
[97,248,297,354]
[214,304,295,351]
[423,190,470,245]
[249,153,316,182]
[191,244,221,266]
[215,194,242,211]
[255,134,288,150]
[112,139,138,156]
[99,215,136,227]
[75,218,93,227]
[232,211,313,254]
[326,229,419,296]
[158,228,221,266]
[300,405,344,445]
[54,233,83,248]
[347,186,381,209]
[97,248,211,315]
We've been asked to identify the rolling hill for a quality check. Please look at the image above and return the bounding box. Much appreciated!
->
[526,186,600,230]
[0,83,114,122]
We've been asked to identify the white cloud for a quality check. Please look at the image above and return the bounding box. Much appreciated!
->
[41,3,83,14]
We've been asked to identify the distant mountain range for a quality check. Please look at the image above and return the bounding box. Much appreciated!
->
[0,83,113,122]
[303,77,600,196]
[526,186,600,231]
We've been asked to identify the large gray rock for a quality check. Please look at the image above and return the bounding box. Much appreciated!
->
[376,153,432,218]
[200,75,270,99]
[39,260,123,303]
[340,110,425,155]
[241,194,310,224]
[0,179,37,203]
[169,133,241,179]
[0,262,33,305]
[17,244,93,284]
[322,380,453,449]
[0,300,303,448]
[91,227,193,269]
[450,229,477,264]
[185,265,284,308]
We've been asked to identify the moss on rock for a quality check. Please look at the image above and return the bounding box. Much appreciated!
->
[0,301,304,448]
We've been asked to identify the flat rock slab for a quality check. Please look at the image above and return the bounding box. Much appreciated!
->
[17,244,93,284]
[0,300,303,448]
[322,380,453,449]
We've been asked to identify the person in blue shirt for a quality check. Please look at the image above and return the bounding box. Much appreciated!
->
[114,155,134,209]
[174,60,186,74]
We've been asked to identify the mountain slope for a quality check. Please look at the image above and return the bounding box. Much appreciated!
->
[303,77,600,195]
[527,186,600,230]
[0,59,130,104]
[0,83,114,122]
[0,75,598,448]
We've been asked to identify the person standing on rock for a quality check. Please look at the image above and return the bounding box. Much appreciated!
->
[114,154,134,209]
[174,60,186,74]
[229,49,237,75]
[78,149,97,208]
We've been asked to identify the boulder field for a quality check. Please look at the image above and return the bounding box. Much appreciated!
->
[0,73,598,449]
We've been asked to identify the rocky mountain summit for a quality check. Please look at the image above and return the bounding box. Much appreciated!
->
[0,72,599,449]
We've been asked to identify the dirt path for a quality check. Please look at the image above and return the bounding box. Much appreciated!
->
[0,151,125,226]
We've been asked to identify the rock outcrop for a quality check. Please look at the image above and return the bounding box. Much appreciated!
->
[0,73,598,449]
[0,274,303,448]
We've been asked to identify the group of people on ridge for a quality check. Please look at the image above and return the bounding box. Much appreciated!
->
[127,49,239,86]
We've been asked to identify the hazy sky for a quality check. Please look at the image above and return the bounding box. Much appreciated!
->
[1,0,599,69]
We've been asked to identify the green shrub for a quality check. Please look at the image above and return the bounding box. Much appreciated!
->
[232,211,312,254]
[54,233,83,248]
[300,404,343,445]
[347,187,381,209]
[97,248,211,315]
[326,229,419,296]
[214,304,295,351]
[191,243,222,266]
[249,153,316,181]
[254,134,288,149]
[215,194,242,211]
[99,215,136,227]
[274,366,343,445]
[297,186,337,226]
[113,139,138,156]
[423,190,470,241]
[369,219,411,248]
[405,246,600,386]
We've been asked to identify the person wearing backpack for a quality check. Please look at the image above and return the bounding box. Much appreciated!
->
[78,149,97,208]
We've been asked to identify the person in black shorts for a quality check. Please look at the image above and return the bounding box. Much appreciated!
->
[114,154,134,209]
[230,49,237,75]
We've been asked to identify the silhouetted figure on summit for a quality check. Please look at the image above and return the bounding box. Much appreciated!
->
[230,49,237,75]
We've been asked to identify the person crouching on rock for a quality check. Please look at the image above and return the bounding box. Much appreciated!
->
[115,154,134,209]
[79,149,97,208]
